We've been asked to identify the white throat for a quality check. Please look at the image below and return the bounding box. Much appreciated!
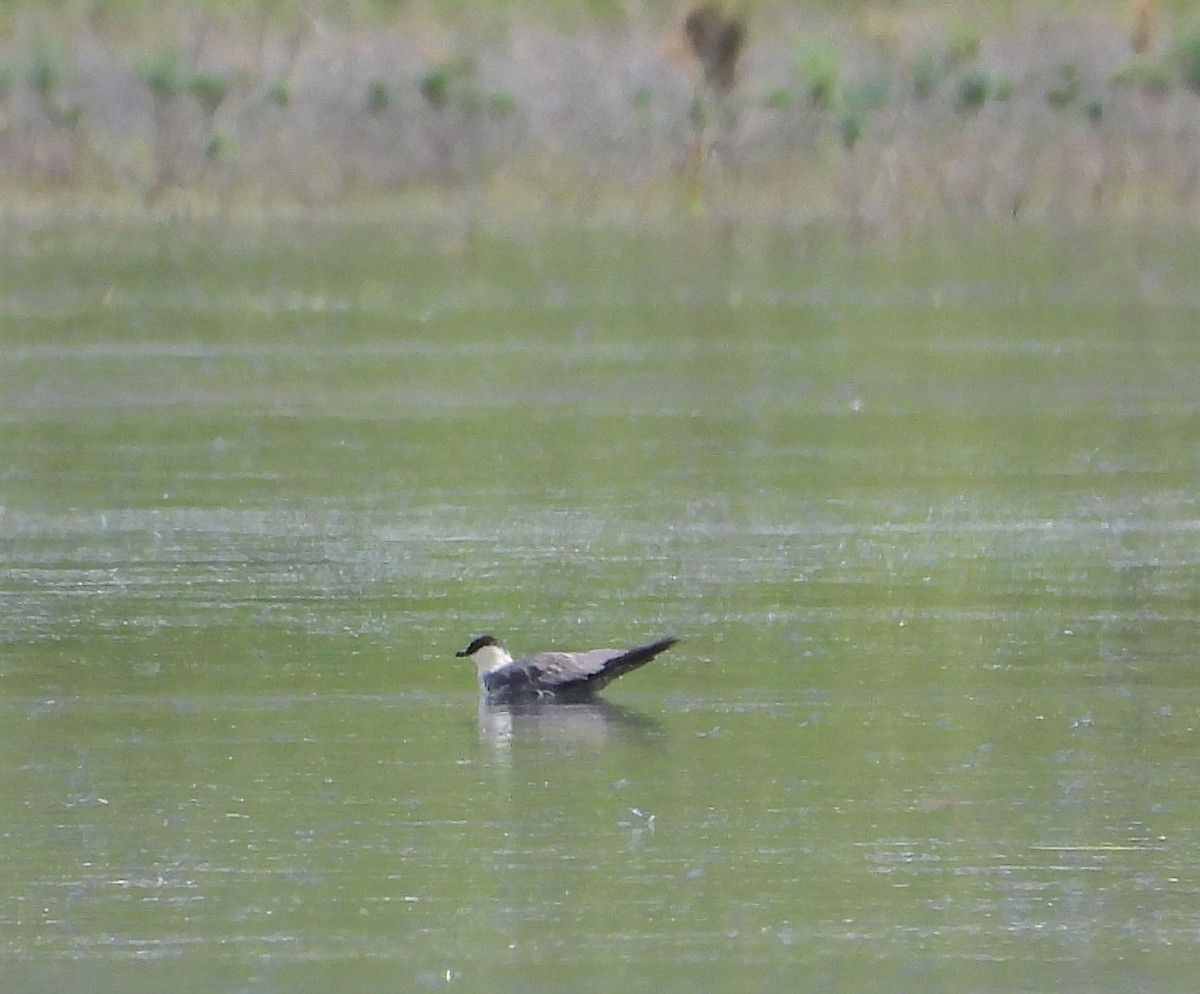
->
[472,642,513,677]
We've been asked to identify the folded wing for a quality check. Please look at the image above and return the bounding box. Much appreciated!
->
[483,637,678,700]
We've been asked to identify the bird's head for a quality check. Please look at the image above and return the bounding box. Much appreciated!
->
[455,635,513,677]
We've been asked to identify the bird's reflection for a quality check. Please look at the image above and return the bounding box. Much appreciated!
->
[477,697,665,753]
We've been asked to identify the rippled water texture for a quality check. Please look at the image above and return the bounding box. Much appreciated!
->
[2,218,1199,993]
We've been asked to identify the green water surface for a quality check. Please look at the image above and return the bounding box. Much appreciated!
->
[2,216,1199,993]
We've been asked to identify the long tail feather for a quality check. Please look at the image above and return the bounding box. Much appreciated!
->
[592,636,679,690]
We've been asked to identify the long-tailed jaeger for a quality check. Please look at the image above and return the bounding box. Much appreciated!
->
[455,634,678,702]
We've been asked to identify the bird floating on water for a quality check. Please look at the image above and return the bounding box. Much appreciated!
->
[455,634,679,702]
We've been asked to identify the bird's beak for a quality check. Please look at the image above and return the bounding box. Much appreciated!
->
[455,649,469,657]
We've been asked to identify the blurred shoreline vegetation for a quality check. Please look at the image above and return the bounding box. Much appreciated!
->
[2,0,1200,232]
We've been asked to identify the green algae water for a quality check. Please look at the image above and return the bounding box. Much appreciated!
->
[2,216,1199,993]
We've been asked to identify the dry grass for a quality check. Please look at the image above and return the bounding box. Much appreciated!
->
[2,1,1200,231]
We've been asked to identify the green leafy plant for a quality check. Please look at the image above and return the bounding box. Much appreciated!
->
[27,45,62,97]
[1046,63,1079,108]
[25,44,83,126]
[945,24,981,68]
[136,49,187,99]
[953,69,991,112]
[763,87,794,110]
[203,129,226,161]
[912,53,940,100]
[266,81,291,107]
[418,67,450,109]
[418,57,475,112]
[189,73,232,115]
[486,91,517,118]
[835,80,885,151]
[1175,33,1200,95]
[1113,60,1171,96]
[795,44,840,109]
[366,78,389,113]
[838,108,863,150]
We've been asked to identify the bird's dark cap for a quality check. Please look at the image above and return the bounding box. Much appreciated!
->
[456,634,501,657]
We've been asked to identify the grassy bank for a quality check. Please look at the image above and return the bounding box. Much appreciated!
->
[3,1,1200,230]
